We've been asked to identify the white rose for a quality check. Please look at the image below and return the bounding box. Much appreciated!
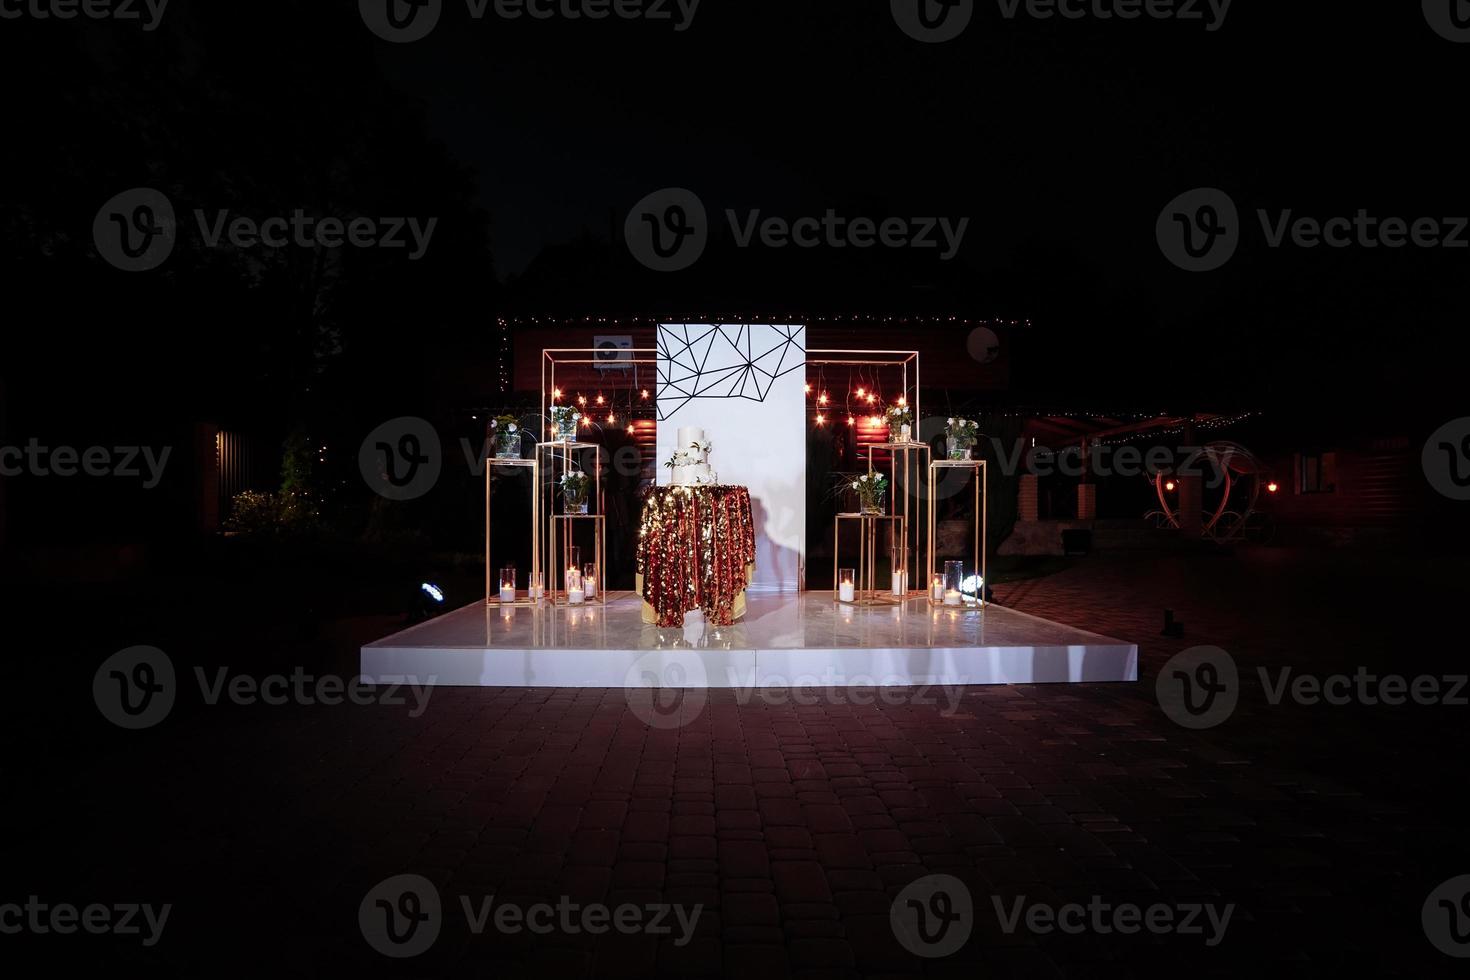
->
[851,482,859,489]
[507,423,517,433]
[947,417,955,425]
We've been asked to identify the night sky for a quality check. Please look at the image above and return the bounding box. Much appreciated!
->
[2,2,1465,420]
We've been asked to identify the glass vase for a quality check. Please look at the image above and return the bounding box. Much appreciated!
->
[943,560,965,606]
[564,496,588,515]
[495,427,521,459]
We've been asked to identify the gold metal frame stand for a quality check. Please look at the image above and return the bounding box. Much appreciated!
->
[485,456,541,606]
[833,513,907,606]
[926,459,987,609]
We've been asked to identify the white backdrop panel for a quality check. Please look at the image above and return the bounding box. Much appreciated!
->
[657,324,805,593]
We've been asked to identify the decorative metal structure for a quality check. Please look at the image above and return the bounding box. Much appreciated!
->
[485,455,540,606]
[809,349,925,594]
[927,458,986,609]
[833,513,906,606]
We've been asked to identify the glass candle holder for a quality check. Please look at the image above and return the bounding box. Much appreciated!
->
[944,560,964,606]
[499,568,516,604]
[529,571,544,599]
[582,562,598,598]
[838,568,856,603]
[892,546,908,597]
[566,567,584,604]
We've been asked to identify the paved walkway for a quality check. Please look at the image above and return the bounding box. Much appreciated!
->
[12,547,1467,977]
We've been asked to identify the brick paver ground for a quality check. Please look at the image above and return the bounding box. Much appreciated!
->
[9,546,1468,977]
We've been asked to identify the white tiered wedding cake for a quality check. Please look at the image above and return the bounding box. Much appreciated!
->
[669,426,718,486]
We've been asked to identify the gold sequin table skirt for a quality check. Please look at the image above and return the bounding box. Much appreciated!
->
[635,484,757,627]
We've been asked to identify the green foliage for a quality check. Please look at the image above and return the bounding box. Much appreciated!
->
[280,423,314,495]
[225,488,320,536]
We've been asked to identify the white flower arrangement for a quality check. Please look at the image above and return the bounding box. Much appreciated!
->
[559,469,590,504]
[851,471,889,510]
[944,417,979,448]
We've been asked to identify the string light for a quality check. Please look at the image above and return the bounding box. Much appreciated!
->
[815,414,826,425]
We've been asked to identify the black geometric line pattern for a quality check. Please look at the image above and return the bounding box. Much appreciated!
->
[656,323,806,421]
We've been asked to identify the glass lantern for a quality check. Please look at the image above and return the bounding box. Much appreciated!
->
[943,560,965,606]
[837,568,856,603]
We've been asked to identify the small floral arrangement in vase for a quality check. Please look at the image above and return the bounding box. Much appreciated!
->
[489,414,521,459]
[560,470,590,514]
[851,472,889,515]
[944,418,979,460]
[551,405,581,442]
[885,403,914,443]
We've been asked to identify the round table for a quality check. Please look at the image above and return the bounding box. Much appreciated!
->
[636,484,756,627]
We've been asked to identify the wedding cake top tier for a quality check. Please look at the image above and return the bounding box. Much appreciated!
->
[677,427,706,454]
[669,426,717,486]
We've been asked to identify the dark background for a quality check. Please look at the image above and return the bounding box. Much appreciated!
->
[1,2,1467,975]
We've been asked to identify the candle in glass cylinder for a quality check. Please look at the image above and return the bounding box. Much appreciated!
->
[891,569,905,597]
[529,572,544,599]
[838,568,855,603]
[931,574,945,601]
[583,563,597,598]
[567,567,584,604]
[499,568,516,604]
[944,588,961,606]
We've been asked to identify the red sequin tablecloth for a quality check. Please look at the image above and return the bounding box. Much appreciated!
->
[636,485,757,628]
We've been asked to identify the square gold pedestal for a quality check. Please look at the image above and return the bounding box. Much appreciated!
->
[833,513,907,606]
[927,459,987,609]
[485,457,541,607]
[549,514,606,607]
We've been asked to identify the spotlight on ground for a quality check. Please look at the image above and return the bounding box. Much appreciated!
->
[410,582,446,623]
[961,575,994,603]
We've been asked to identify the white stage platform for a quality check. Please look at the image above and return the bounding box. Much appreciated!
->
[360,592,1137,688]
